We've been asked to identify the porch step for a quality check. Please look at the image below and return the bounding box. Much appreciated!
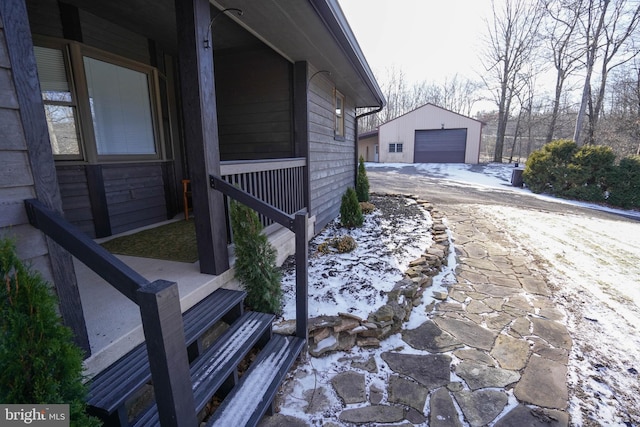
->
[132,311,275,426]
[206,334,306,427]
[86,288,246,426]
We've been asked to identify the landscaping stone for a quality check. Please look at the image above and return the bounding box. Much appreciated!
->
[455,361,520,390]
[338,406,405,424]
[401,320,463,353]
[388,375,429,411]
[257,414,308,427]
[430,387,463,427]
[515,354,568,410]
[453,389,509,427]
[490,333,531,370]
[381,352,451,390]
[453,349,496,366]
[331,371,366,404]
[519,276,551,296]
[369,383,383,404]
[433,316,498,351]
[494,404,569,427]
[531,318,572,350]
[351,355,377,373]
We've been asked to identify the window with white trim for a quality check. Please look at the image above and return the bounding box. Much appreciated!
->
[33,39,161,162]
[389,143,403,153]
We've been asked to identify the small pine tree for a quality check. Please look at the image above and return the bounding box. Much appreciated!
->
[356,155,370,202]
[230,200,283,315]
[0,238,100,427]
[340,187,364,228]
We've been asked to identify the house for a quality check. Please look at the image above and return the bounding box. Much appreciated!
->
[357,129,379,162]
[375,103,482,164]
[0,0,384,424]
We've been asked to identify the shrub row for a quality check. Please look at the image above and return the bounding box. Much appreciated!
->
[523,139,640,209]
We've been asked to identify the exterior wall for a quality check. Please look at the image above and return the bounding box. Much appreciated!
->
[378,104,482,164]
[0,30,53,284]
[308,65,356,232]
[358,134,378,162]
[215,47,293,161]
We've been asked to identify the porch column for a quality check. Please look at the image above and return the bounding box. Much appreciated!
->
[1,0,90,354]
[293,61,310,209]
[175,0,229,274]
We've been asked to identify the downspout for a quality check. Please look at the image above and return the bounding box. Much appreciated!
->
[355,105,384,183]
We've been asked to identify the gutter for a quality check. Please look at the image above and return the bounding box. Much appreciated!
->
[354,105,384,182]
[309,0,386,109]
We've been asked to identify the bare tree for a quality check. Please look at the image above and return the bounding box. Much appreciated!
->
[441,74,483,116]
[586,0,640,144]
[542,0,585,142]
[481,0,545,162]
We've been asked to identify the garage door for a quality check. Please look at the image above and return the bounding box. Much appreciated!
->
[414,129,467,163]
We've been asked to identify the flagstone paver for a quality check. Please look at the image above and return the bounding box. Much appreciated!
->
[268,202,572,427]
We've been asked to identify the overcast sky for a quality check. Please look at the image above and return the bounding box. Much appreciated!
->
[337,0,497,86]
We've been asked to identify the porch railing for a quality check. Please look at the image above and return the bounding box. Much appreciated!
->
[220,158,306,231]
[209,175,309,342]
[24,199,196,427]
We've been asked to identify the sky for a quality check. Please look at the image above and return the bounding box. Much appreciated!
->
[337,0,497,87]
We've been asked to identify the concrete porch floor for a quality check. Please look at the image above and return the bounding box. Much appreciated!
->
[78,216,310,378]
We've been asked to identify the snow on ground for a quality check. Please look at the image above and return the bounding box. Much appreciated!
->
[277,162,640,426]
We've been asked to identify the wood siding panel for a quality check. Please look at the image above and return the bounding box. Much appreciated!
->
[79,9,150,64]
[215,47,292,160]
[307,67,356,232]
[56,165,95,237]
[25,0,64,38]
[102,163,167,235]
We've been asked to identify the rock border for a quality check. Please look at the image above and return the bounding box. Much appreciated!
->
[275,194,452,357]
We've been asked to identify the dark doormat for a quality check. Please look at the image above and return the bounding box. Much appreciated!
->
[101,220,198,263]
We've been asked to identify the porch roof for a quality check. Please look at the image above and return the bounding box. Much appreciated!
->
[62,0,385,109]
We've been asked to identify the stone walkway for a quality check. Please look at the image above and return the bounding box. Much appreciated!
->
[261,203,572,426]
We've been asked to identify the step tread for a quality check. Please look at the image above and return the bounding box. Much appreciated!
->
[206,334,305,427]
[132,311,275,426]
[87,288,246,415]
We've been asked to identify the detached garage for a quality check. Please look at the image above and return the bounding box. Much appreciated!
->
[377,103,482,164]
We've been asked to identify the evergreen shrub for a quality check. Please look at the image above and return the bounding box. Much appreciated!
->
[523,139,577,194]
[607,155,640,209]
[356,155,370,202]
[340,188,364,228]
[563,145,615,202]
[230,200,282,315]
[0,238,100,427]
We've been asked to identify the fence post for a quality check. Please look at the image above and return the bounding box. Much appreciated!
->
[294,211,308,345]
[138,280,197,426]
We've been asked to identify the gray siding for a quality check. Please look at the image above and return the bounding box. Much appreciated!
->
[56,165,95,237]
[0,14,53,282]
[103,163,167,235]
[215,47,293,160]
[307,66,356,232]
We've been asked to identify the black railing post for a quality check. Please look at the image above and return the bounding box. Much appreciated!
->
[138,280,197,427]
[294,211,308,344]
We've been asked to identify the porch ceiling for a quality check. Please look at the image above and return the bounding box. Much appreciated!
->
[64,0,384,109]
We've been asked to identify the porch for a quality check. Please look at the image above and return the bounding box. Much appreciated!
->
[78,158,314,377]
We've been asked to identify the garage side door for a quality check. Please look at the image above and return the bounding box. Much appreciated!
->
[414,129,467,163]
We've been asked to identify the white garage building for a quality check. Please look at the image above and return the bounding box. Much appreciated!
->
[378,103,482,164]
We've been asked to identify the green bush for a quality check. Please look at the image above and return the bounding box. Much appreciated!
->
[523,139,577,194]
[340,188,364,228]
[562,145,615,202]
[230,200,282,315]
[0,238,100,427]
[607,155,640,209]
[356,155,370,202]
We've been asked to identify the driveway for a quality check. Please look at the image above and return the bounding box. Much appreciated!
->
[368,166,640,426]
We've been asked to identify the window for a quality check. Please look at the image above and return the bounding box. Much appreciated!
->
[389,143,403,153]
[335,90,345,138]
[34,46,82,159]
[33,39,160,162]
